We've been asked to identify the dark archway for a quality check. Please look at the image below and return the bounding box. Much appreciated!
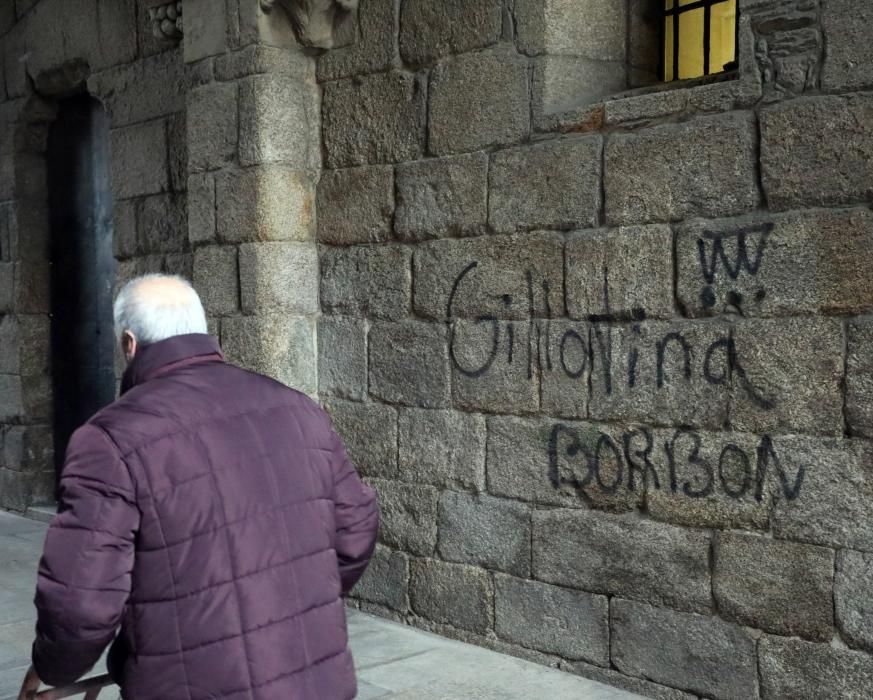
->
[47,95,117,484]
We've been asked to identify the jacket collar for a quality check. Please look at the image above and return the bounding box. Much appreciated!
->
[121,334,224,395]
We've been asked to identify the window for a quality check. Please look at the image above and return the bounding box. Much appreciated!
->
[662,0,738,82]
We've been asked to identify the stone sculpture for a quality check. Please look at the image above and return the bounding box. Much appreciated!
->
[260,0,358,49]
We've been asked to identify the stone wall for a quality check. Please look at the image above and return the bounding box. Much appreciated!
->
[319,0,873,697]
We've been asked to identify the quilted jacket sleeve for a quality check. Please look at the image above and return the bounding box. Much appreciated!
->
[329,427,379,594]
[32,423,140,688]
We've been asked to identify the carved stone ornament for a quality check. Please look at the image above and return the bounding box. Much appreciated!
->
[259,0,359,49]
[148,1,184,42]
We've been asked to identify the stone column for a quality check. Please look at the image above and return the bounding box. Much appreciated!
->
[184,0,331,396]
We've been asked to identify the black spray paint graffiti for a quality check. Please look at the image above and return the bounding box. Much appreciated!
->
[697,223,773,312]
[548,424,805,502]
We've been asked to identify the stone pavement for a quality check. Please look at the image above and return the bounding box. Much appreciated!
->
[0,510,642,700]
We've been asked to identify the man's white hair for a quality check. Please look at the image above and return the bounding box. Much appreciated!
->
[113,274,208,345]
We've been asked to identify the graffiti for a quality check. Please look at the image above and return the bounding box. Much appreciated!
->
[696,223,773,312]
[548,423,805,502]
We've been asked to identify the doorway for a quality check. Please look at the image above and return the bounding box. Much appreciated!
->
[46,95,117,483]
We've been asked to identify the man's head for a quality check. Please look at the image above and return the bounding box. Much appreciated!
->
[113,274,208,363]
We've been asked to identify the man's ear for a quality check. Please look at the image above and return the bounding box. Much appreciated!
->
[122,331,138,362]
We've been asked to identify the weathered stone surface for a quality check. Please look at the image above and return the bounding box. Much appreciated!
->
[566,226,673,320]
[317,166,394,245]
[836,550,873,653]
[320,245,411,320]
[515,0,626,60]
[110,120,169,200]
[450,319,540,414]
[822,0,873,91]
[414,233,564,320]
[187,81,238,173]
[398,409,486,491]
[187,173,215,245]
[589,320,731,430]
[611,599,757,699]
[14,261,50,314]
[540,320,589,419]
[604,88,688,126]
[21,373,51,423]
[759,635,873,700]
[215,166,314,242]
[0,374,22,421]
[495,575,608,665]
[192,246,238,316]
[325,400,397,478]
[221,315,317,394]
[317,0,395,81]
[112,199,137,260]
[848,318,873,439]
[760,96,873,210]
[351,545,409,612]
[369,322,450,408]
[138,193,187,254]
[368,478,438,556]
[395,154,487,241]
[678,209,873,318]
[410,559,493,634]
[17,315,49,377]
[399,0,502,67]
[0,315,18,374]
[166,112,187,193]
[714,532,834,640]
[182,0,229,62]
[239,74,319,169]
[239,241,319,314]
[0,264,11,313]
[533,509,711,613]
[489,137,601,233]
[770,435,873,552]
[532,56,626,118]
[730,318,844,436]
[216,45,315,83]
[605,112,760,225]
[317,316,367,401]
[429,48,529,156]
[0,468,31,512]
[438,491,530,576]
[323,72,425,168]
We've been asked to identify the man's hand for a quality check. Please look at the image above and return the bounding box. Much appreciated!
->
[16,664,41,700]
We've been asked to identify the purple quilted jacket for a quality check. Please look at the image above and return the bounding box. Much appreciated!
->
[32,334,379,700]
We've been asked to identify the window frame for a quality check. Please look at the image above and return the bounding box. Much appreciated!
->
[660,0,740,82]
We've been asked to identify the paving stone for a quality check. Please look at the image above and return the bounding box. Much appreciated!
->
[215,166,315,243]
[399,0,502,67]
[730,317,844,436]
[533,509,711,613]
[760,96,873,210]
[368,321,450,408]
[238,241,319,314]
[678,209,873,318]
[239,74,319,169]
[398,409,486,491]
[410,559,493,634]
[323,72,425,168]
[770,435,873,552]
[848,317,873,439]
[836,549,873,653]
[413,233,564,321]
[759,634,873,700]
[489,137,602,233]
[351,545,409,612]
[429,48,529,156]
[187,173,216,245]
[605,112,759,225]
[221,315,316,394]
[566,226,673,320]
[318,316,368,401]
[192,246,238,316]
[317,0,395,81]
[395,153,488,241]
[822,0,873,91]
[515,0,626,60]
[494,575,608,666]
[438,491,530,577]
[611,599,757,699]
[320,245,411,320]
[187,81,238,173]
[714,532,834,640]
[317,165,394,245]
[325,400,397,479]
[110,120,169,200]
[368,479,438,557]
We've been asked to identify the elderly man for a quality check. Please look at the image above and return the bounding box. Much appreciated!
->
[18,274,379,700]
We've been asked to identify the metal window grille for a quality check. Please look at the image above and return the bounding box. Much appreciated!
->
[661,0,739,82]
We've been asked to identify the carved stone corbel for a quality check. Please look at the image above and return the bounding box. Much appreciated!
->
[259,0,358,49]
[146,1,184,43]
